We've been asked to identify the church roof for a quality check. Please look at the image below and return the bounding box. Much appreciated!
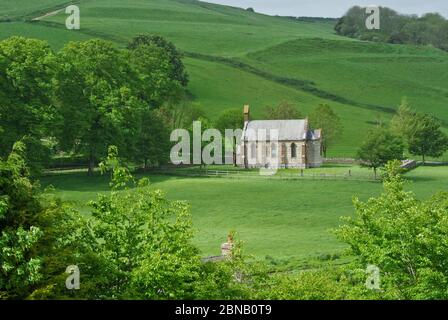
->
[243,120,321,141]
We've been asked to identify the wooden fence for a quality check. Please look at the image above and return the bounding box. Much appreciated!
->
[153,168,380,182]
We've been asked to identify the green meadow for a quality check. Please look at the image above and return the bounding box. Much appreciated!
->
[40,165,448,261]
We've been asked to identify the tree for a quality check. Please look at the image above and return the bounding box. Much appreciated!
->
[390,99,417,140]
[336,161,448,299]
[309,104,342,158]
[215,108,244,165]
[0,37,55,170]
[0,142,43,299]
[335,6,448,52]
[133,109,171,169]
[127,40,183,107]
[356,128,404,178]
[390,101,448,162]
[127,34,188,87]
[53,39,142,175]
[264,101,302,120]
[408,114,448,163]
[159,101,206,130]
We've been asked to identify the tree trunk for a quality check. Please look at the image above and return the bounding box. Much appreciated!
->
[373,167,377,179]
[422,154,426,164]
[88,154,95,176]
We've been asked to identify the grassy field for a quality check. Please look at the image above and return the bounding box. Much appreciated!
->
[2,0,448,157]
[40,165,448,263]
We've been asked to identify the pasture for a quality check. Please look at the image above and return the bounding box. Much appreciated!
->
[40,165,448,264]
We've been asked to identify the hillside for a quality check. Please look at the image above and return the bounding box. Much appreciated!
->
[1,0,448,157]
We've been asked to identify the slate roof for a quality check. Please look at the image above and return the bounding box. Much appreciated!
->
[242,120,321,141]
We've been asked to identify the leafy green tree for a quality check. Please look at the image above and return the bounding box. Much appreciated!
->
[0,142,44,299]
[309,104,342,158]
[336,161,448,299]
[0,37,55,169]
[390,99,416,140]
[159,101,206,130]
[215,108,244,134]
[356,128,404,178]
[127,34,188,87]
[53,40,142,175]
[335,6,448,51]
[215,108,243,165]
[127,41,182,107]
[264,101,302,120]
[133,109,171,169]
[408,114,448,163]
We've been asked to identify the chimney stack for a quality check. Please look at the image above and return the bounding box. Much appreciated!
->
[243,105,250,123]
[221,233,234,257]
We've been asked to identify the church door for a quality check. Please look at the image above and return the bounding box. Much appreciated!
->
[281,143,287,165]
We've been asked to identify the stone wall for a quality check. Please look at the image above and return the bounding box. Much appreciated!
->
[237,140,322,169]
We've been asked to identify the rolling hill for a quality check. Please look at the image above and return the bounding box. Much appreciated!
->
[1,0,448,157]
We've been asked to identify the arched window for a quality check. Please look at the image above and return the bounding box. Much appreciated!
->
[250,143,257,159]
[271,143,277,158]
[291,143,297,158]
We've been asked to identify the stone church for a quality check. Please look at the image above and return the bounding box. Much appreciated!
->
[236,105,323,169]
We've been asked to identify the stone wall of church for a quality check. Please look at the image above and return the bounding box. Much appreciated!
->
[306,140,323,168]
[237,139,322,169]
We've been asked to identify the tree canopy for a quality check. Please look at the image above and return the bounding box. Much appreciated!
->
[335,6,448,51]
[263,101,302,120]
[356,127,404,178]
[309,104,342,158]
[0,35,186,175]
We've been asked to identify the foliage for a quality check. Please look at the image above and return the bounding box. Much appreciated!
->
[127,41,182,107]
[391,102,448,162]
[127,34,189,87]
[336,161,448,299]
[263,101,302,120]
[335,6,448,52]
[0,142,43,299]
[0,32,190,174]
[356,127,404,178]
[215,108,244,133]
[309,104,342,157]
[390,99,416,141]
[408,114,448,162]
[0,36,55,171]
[159,100,206,130]
[133,109,171,169]
[53,39,143,174]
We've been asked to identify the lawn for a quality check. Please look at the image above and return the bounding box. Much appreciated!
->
[40,165,448,262]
